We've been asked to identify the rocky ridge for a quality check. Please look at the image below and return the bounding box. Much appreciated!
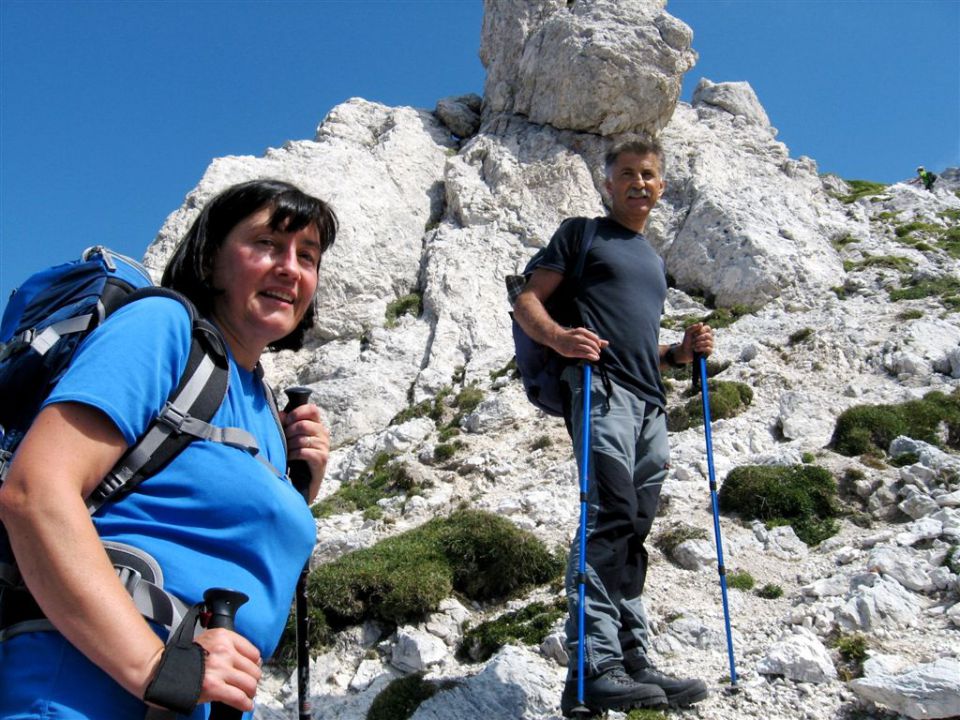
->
[142,1,960,718]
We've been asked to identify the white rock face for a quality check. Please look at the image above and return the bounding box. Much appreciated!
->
[480,0,695,136]
[650,100,848,307]
[851,657,960,720]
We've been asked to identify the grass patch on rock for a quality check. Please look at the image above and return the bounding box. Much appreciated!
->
[303,509,563,640]
[458,598,566,663]
[831,632,869,681]
[390,386,452,426]
[654,522,709,562]
[313,452,418,519]
[667,380,753,432]
[889,275,960,308]
[727,570,755,591]
[660,304,755,332]
[719,465,840,546]
[385,292,423,327]
[842,255,915,274]
[830,389,960,456]
[832,179,887,204]
[756,583,783,600]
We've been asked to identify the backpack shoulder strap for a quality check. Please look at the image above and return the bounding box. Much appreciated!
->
[86,288,232,513]
[572,217,598,281]
[86,289,290,513]
[255,364,288,458]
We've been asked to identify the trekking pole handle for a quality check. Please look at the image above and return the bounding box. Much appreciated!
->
[283,386,314,497]
[203,588,250,720]
[203,588,249,631]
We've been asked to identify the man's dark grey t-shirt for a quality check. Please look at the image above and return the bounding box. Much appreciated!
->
[539,215,667,408]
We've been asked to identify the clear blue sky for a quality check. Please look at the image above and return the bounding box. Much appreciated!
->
[2,0,958,313]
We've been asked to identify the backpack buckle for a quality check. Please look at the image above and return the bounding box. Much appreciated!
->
[0,330,34,362]
[157,402,190,434]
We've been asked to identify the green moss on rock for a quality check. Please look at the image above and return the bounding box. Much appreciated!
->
[458,598,566,662]
[719,464,840,546]
[299,510,563,648]
[830,389,960,456]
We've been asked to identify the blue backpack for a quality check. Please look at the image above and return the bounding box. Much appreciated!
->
[506,218,597,416]
[0,246,235,589]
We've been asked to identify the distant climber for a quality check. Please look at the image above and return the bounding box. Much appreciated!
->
[916,166,937,191]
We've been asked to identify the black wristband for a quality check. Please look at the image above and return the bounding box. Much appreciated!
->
[664,343,684,368]
[144,604,205,714]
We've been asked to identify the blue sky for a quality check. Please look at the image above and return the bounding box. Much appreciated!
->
[2,0,958,313]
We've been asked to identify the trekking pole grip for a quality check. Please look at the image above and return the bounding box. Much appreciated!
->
[283,386,313,497]
[203,588,250,720]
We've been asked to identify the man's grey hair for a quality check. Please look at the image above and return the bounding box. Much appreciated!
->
[604,137,666,179]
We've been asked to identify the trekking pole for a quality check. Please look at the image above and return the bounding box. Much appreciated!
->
[284,386,314,720]
[571,362,593,718]
[204,588,250,720]
[695,355,738,690]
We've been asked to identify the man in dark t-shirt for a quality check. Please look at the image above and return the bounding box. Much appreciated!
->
[514,138,713,716]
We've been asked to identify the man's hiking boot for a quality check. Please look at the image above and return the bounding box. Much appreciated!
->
[625,657,709,708]
[560,666,668,717]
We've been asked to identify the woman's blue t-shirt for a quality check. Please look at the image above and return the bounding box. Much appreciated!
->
[0,297,315,718]
[45,295,316,656]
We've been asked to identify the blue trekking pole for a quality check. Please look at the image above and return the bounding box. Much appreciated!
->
[696,355,738,690]
[571,363,593,717]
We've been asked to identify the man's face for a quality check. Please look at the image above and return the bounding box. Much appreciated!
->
[604,151,665,233]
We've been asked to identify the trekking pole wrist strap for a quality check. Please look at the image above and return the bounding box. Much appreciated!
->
[143,603,205,714]
[664,343,684,368]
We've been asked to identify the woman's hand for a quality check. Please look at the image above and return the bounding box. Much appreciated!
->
[193,628,263,711]
[281,403,329,502]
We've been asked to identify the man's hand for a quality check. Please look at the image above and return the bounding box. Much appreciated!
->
[552,326,609,362]
[676,322,714,364]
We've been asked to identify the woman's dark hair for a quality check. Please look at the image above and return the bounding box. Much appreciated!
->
[162,179,338,351]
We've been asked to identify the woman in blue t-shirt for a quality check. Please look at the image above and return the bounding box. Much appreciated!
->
[0,180,338,719]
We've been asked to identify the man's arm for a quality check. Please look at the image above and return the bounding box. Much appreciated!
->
[659,322,714,369]
[513,268,608,362]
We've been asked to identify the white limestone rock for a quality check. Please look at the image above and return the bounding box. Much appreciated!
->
[866,546,935,593]
[480,0,695,136]
[650,101,848,307]
[777,391,836,445]
[895,518,944,547]
[410,645,561,719]
[540,631,568,666]
[424,598,473,646]
[436,93,482,139]
[672,538,717,571]
[391,626,449,673]
[692,78,771,127]
[835,574,925,631]
[850,657,960,719]
[753,522,809,560]
[652,616,728,655]
[756,627,838,684]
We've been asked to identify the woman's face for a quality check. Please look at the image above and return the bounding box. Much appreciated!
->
[210,206,321,367]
